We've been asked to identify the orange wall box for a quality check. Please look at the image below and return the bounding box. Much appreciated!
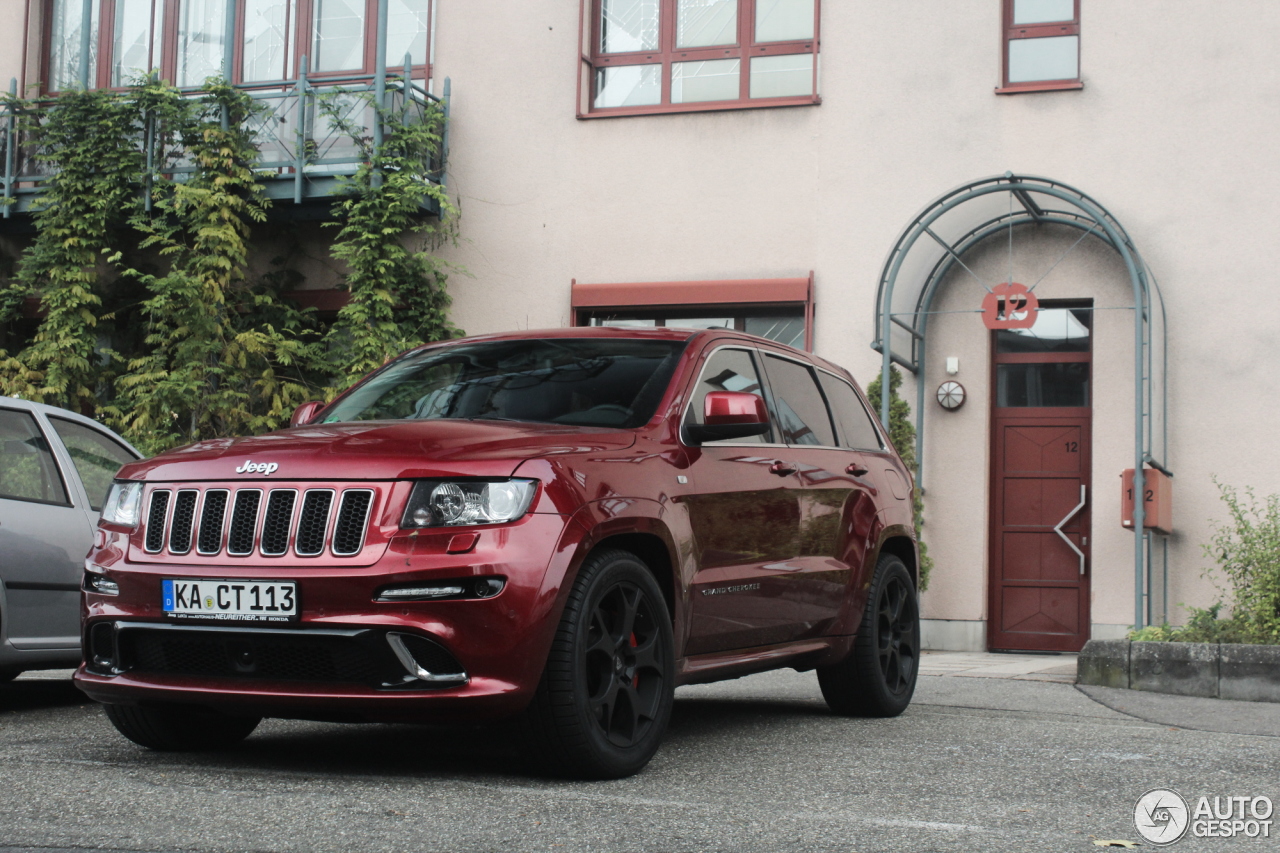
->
[1121,468,1172,534]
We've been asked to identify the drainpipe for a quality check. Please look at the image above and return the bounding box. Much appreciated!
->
[79,0,93,88]
[372,0,388,188]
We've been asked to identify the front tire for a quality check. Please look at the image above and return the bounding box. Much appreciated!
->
[521,549,675,779]
[818,553,920,717]
[103,703,261,751]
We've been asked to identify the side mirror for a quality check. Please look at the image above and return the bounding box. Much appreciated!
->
[290,401,326,427]
[685,391,770,444]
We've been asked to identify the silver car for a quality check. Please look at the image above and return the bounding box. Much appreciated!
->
[0,397,141,681]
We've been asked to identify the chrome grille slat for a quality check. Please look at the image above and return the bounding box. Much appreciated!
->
[144,484,375,559]
[144,491,171,553]
[260,490,298,556]
[332,489,374,556]
[196,490,229,554]
[295,489,335,556]
[227,490,263,556]
[168,490,199,554]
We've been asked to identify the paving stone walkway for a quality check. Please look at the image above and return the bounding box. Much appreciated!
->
[919,650,1079,683]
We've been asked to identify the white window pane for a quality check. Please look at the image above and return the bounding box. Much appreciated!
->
[594,64,661,108]
[671,58,739,103]
[176,0,228,85]
[312,0,366,72]
[48,0,100,90]
[745,316,805,348]
[1008,35,1078,82]
[750,53,812,98]
[387,0,430,69]
[755,0,814,43]
[112,0,163,86]
[600,0,659,53]
[243,0,295,82]
[666,318,734,330]
[588,318,658,328]
[1013,0,1075,25]
[676,0,737,48]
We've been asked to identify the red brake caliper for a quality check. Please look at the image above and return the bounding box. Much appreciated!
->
[630,632,639,688]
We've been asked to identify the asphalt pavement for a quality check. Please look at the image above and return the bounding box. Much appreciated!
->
[1,654,1277,852]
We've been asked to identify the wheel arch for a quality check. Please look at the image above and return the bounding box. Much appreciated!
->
[875,529,920,589]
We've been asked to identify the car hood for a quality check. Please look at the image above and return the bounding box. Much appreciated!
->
[118,420,638,482]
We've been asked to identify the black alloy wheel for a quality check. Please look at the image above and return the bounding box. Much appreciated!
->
[521,549,675,779]
[817,553,920,717]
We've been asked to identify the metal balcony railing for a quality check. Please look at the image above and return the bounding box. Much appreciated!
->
[1,64,449,220]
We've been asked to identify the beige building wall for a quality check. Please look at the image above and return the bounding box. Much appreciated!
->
[4,2,1279,648]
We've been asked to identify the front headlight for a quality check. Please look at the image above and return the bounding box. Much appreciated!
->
[100,481,144,528]
[401,479,538,529]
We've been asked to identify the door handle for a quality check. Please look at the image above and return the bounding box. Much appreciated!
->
[1054,484,1088,575]
[845,463,869,476]
[768,461,797,476]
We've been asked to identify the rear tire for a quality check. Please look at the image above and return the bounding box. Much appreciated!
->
[521,549,675,779]
[817,553,919,717]
[103,703,261,751]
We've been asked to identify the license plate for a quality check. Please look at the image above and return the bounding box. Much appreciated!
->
[162,579,298,623]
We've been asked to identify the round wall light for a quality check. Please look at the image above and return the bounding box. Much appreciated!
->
[936,381,966,411]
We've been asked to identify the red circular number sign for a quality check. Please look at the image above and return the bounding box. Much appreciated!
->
[981,282,1039,330]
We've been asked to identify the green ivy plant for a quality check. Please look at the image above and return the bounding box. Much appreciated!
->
[867,366,933,591]
[0,77,459,454]
[0,88,142,411]
[318,89,461,383]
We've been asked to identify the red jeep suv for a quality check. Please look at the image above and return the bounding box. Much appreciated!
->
[76,328,920,778]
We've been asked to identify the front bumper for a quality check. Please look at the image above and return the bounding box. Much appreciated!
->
[75,512,571,722]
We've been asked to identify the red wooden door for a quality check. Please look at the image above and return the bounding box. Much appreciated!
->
[988,304,1093,652]
[989,416,1091,651]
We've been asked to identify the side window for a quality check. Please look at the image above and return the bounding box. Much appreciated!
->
[688,348,771,444]
[0,410,70,505]
[48,418,139,512]
[818,372,884,451]
[761,354,835,447]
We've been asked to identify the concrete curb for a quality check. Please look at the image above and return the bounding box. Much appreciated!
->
[1077,640,1280,702]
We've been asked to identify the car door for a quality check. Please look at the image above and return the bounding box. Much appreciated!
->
[0,407,93,649]
[681,344,808,654]
[755,352,871,637]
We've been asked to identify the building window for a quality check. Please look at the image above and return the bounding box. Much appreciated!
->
[997,0,1081,94]
[40,0,432,94]
[571,274,816,350]
[579,0,820,117]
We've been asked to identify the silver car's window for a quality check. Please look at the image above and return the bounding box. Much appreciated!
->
[817,371,884,451]
[0,409,70,506]
[48,417,139,511]
[761,355,836,447]
[687,348,772,445]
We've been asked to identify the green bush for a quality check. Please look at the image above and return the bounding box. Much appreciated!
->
[866,366,932,591]
[1129,478,1280,645]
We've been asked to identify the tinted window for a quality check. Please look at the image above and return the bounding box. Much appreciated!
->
[996,363,1090,407]
[322,339,686,429]
[995,307,1091,353]
[0,409,69,505]
[818,372,883,450]
[48,418,139,511]
[687,348,771,445]
[762,355,835,446]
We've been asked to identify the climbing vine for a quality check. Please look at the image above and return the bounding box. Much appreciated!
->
[867,366,934,591]
[319,91,460,382]
[0,77,459,453]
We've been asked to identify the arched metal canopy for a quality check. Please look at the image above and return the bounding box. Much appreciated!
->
[872,173,1169,629]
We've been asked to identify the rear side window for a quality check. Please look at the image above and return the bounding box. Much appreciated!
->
[688,347,771,444]
[818,372,884,450]
[0,409,69,505]
[761,354,836,447]
[48,417,139,511]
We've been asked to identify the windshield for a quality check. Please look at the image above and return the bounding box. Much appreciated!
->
[321,338,687,429]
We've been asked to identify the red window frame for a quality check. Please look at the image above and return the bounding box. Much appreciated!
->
[997,0,1082,94]
[577,0,821,118]
[570,273,816,351]
[38,0,433,95]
